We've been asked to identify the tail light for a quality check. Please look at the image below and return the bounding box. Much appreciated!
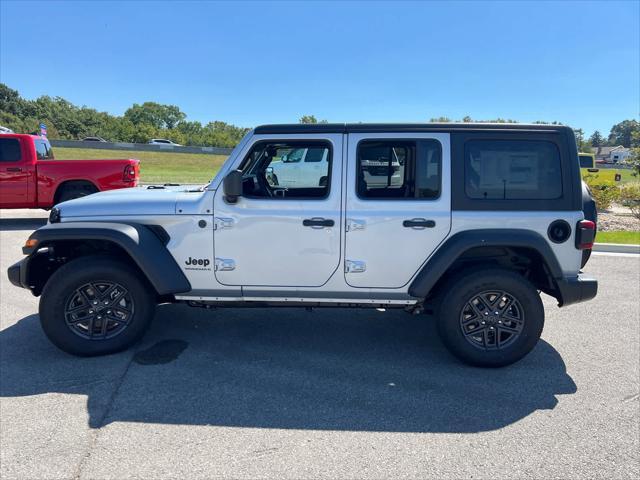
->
[576,220,596,250]
[123,164,137,182]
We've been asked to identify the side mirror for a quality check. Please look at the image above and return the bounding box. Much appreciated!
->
[223,170,243,204]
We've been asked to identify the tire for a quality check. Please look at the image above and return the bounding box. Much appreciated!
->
[39,256,156,356]
[56,184,97,204]
[436,268,544,368]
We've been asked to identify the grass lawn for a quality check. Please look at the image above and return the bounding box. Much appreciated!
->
[54,147,227,184]
[582,168,639,184]
[596,231,640,244]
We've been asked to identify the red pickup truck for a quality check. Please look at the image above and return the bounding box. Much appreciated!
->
[0,134,139,209]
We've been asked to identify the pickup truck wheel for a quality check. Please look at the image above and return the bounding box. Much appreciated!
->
[39,256,156,356]
[56,184,97,203]
[436,268,544,368]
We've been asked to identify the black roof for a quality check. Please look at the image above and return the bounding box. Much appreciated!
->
[254,123,570,135]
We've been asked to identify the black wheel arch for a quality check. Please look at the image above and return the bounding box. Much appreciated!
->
[409,229,564,303]
[21,222,191,297]
[54,180,99,203]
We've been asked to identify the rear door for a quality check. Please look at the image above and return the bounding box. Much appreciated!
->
[0,137,29,208]
[344,133,451,288]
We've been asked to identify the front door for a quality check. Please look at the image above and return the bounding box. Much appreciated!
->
[344,133,451,288]
[0,137,29,208]
[213,134,343,287]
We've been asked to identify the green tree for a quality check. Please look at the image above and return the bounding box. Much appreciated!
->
[574,128,585,149]
[626,148,640,176]
[0,83,26,116]
[129,123,158,144]
[299,115,328,124]
[124,102,186,129]
[589,130,604,147]
[429,116,451,122]
[484,118,518,123]
[607,119,639,147]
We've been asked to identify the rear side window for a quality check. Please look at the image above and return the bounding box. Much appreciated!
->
[357,140,441,199]
[0,138,22,162]
[34,139,54,160]
[465,140,562,200]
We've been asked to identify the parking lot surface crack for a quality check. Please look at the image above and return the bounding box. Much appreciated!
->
[72,350,137,480]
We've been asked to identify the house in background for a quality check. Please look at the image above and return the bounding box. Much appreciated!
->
[592,145,632,163]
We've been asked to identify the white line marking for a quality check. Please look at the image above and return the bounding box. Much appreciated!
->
[593,251,640,258]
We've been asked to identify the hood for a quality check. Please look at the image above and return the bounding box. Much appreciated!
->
[56,186,201,218]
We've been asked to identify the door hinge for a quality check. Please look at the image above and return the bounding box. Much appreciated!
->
[214,217,234,230]
[214,258,236,271]
[346,219,366,232]
[345,260,366,273]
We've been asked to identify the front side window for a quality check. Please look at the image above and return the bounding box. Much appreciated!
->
[465,140,562,200]
[0,138,22,162]
[34,139,54,160]
[357,140,441,199]
[240,141,331,199]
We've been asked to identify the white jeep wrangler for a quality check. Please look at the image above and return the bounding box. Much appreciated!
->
[8,123,598,367]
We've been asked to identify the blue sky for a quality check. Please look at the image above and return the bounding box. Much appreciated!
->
[1,0,638,136]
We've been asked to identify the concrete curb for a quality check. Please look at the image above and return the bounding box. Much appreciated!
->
[593,243,640,254]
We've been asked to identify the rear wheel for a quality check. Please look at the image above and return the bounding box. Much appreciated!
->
[56,183,98,203]
[39,256,156,356]
[436,268,544,367]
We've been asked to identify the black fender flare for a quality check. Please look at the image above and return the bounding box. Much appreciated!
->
[25,222,191,295]
[408,229,563,298]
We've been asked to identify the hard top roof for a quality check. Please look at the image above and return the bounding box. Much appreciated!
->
[254,123,570,135]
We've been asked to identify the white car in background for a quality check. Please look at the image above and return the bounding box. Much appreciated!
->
[267,146,329,188]
[148,138,182,146]
[266,143,404,189]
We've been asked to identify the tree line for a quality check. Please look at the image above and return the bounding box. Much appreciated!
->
[1,83,638,151]
[0,83,249,147]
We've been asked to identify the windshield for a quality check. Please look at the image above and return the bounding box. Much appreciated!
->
[579,155,594,168]
[207,129,254,189]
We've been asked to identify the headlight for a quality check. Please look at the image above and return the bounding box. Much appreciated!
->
[49,207,61,223]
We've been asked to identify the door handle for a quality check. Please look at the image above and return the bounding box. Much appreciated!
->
[403,218,436,229]
[5,167,22,172]
[303,217,334,228]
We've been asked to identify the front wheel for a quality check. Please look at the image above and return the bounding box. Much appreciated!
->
[39,256,156,356]
[436,268,545,367]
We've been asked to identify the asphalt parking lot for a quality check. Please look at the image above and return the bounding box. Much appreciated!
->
[1,210,638,479]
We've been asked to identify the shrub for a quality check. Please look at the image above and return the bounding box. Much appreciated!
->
[584,175,620,211]
[619,183,640,220]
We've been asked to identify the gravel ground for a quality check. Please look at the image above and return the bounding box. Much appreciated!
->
[597,211,640,231]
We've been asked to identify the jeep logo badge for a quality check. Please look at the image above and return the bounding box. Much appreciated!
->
[185,257,210,268]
